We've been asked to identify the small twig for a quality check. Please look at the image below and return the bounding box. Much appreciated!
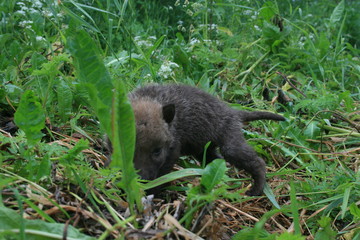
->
[217,200,259,222]
[322,110,360,133]
[276,71,307,98]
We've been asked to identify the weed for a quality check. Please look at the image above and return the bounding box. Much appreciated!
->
[0,0,359,239]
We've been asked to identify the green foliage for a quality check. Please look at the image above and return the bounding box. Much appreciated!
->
[64,21,142,212]
[14,90,45,147]
[1,0,359,238]
[0,207,95,240]
[182,159,244,227]
[200,159,227,193]
[314,217,337,240]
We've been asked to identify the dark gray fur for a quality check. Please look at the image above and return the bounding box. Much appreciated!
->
[127,84,285,196]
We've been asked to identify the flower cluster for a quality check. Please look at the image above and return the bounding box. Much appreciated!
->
[134,36,157,48]
[158,61,179,79]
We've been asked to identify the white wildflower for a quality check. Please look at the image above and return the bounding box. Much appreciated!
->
[36,36,45,41]
[20,6,29,11]
[19,20,33,28]
[158,61,179,79]
[33,0,43,8]
[244,10,252,15]
[190,38,200,46]
[144,73,152,81]
[29,8,38,14]
[42,10,53,17]
[16,10,26,15]
[254,25,261,31]
[134,36,153,48]
[189,24,195,33]
[191,2,203,13]
[186,9,193,16]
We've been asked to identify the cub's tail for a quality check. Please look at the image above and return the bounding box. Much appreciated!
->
[240,111,286,122]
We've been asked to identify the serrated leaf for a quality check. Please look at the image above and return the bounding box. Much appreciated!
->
[36,154,51,182]
[65,23,141,211]
[60,138,89,163]
[317,33,330,58]
[66,27,113,135]
[14,90,45,146]
[314,216,337,240]
[201,159,227,193]
[330,0,345,25]
[57,79,73,122]
[0,207,95,240]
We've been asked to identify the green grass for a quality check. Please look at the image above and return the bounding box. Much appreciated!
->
[0,0,359,239]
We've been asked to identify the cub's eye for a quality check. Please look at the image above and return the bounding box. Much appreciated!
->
[152,147,162,157]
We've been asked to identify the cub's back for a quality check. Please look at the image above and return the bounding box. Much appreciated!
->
[129,85,239,148]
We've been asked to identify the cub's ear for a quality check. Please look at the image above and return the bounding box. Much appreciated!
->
[162,104,175,124]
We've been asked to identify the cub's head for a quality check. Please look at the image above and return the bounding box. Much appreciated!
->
[131,100,175,180]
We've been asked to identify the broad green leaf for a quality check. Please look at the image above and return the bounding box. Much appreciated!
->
[143,168,204,190]
[330,0,345,25]
[304,121,321,139]
[339,91,355,111]
[200,159,227,193]
[66,26,113,134]
[0,207,95,240]
[259,1,277,22]
[14,90,45,146]
[349,203,360,219]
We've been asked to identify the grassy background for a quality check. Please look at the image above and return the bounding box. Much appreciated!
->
[0,0,359,239]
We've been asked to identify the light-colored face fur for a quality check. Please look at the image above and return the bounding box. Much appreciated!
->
[131,100,174,180]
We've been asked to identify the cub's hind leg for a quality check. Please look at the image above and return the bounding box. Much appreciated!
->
[220,132,266,196]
